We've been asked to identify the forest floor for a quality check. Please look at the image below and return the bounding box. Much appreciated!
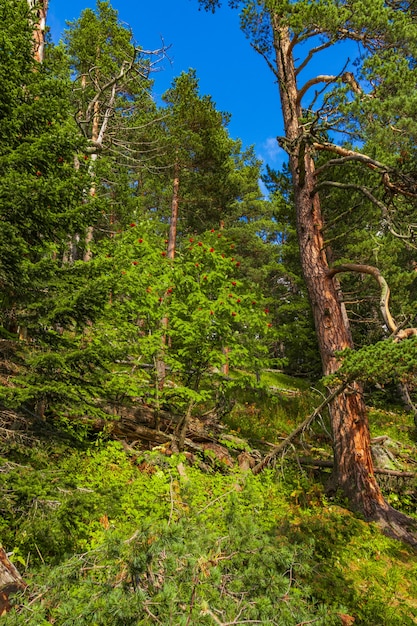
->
[1,372,416,625]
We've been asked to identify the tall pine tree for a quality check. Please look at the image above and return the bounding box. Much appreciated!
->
[198,0,417,545]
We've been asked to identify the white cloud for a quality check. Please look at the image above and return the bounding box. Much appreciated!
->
[257,137,286,166]
[264,137,280,159]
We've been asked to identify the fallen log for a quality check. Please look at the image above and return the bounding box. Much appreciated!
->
[298,457,415,478]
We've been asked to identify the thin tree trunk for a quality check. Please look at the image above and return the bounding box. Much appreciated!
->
[272,20,416,541]
[27,0,48,63]
[167,164,180,260]
[83,101,100,262]
[218,220,229,376]
[157,162,180,390]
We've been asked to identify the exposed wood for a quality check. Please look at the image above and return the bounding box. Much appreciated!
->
[328,263,417,340]
[328,263,397,333]
[167,162,180,260]
[298,457,415,478]
[272,19,385,513]
[27,0,48,63]
[89,402,234,466]
[0,547,26,615]
[270,15,417,545]
[296,74,337,105]
[313,142,417,199]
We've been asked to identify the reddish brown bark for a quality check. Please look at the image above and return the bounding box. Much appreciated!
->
[0,547,26,615]
[272,20,398,521]
[27,0,48,63]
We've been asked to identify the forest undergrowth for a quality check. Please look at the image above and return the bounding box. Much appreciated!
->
[1,372,416,626]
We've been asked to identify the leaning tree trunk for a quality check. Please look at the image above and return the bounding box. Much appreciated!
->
[272,20,416,541]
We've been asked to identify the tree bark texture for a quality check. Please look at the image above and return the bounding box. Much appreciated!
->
[27,0,48,63]
[167,163,180,260]
[0,547,26,615]
[272,20,390,519]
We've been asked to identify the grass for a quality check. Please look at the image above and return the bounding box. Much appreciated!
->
[224,370,322,444]
[2,370,417,625]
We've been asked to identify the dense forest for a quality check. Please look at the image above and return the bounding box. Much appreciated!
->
[1,0,417,623]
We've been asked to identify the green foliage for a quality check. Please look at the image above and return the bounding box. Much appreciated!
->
[325,337,417,387]
[262,165,321,377]
[283,505,417,626]
[2,434,416,626]
[96,222,275,412]
[225,386,319,443]
[0,1,88,305]
[0,220,276,423]
[2,4,417,624]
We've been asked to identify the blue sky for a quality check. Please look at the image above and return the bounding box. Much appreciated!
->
[47,0,287,169]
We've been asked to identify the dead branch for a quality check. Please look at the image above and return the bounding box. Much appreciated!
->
[296,75,337,105]
[298,457,415,478]
[327,263,396,332]
[314,180,417,245]
[313,180,388,212]
[0,548,26,615]
[327,263,417,341]
[313,142,417,199]
[252,383,347,475]
[295,40,333,76]
[314,154,387,177]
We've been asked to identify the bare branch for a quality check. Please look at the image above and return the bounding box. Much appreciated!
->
[96,82,117,147]
[313,180,388,211]
[327,263,396,333]
[295,40,334,75]
[252,383,347,475]
[315,156,377,177]
[313,179,417,245]
[288,26,324,54]
[251,43,279,79]
[76,44,167,138]
[296,75,337,105]
[314,142,417,198]
[82,49,139,126]
[313,142,387,171]
[328,263,417,341]
[299,458,415,478]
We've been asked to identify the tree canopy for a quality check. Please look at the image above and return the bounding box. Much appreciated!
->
[0,6,417,613]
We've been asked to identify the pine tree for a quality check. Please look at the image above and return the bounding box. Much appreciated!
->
[0,1,95,414]
[198,0,417,545]
[64,0,165,257]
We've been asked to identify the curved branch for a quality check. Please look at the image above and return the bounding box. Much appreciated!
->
[313,143,417,199]
[251,43,279,79]
[327,263,396,333]
[328,263,417,341]
[313,180,417,245]
[313,142,387,171]
[313,180,388,213]
[296,74,337,105]
[314,155,386,177]
[295,40,333,75]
